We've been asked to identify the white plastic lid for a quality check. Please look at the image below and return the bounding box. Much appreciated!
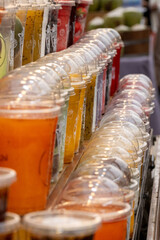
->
[0,168,16,188]
[0,212,20,234]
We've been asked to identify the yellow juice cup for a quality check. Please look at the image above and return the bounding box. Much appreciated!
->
[64,82,84,163]
[84,73,97,140]
[74,85,86,153]
[33,6,44,61]
[22,7,36,65]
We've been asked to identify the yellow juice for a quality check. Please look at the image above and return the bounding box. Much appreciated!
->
[84,74,96,140]
[64,87,81,163]
[23,9,36,65]
[33,8,44,61]
[74,86,86,153]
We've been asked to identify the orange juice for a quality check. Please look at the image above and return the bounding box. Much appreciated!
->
[0,110,58,215]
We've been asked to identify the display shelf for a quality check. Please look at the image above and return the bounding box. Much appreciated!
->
[147,136,160,240]
[47,147,85,210]
[132,130,153,240]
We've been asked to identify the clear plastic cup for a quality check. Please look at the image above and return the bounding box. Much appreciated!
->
[68,3,77,47]
[57,201,131,240]
[0,75,60,215]
[22,4,37,65]
[0,212,20,239]
[56,0,75,51]
[0,168,16,221]
[22,210,101,240]
[74,0,93,43]
[14,2,29,69]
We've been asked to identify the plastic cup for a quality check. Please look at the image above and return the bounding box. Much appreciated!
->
[33,5,45,61]
[0,212,20,239]
[14,3,29,69]
[0,74,60,215]
[57,201,131,240]
[0,168,16,221]
[74,2,90,43]
[68,3,77,47]
[64,82,83,163]
[22,210,101,240]
[74,84,86,153]
[50,4,60,53]
[0,8,15,78]
[56,1,75,51]
[22,5,37,65]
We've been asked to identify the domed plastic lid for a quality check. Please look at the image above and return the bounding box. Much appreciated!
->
[95,125,140,154]
[73,164,130,187]
[57,201,131,223]
[62,176,135,203]
[78,157,132,182]
[0,213,20,234]
[121,74,153,88]
[0,167,16,188]
[110,98,143,109]
[0,0,15,8]
[80,146,136,168]
[23,210,101,238]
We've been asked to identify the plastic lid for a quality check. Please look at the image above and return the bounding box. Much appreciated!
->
[0,0,15,8]
[110,98,143,109]
[80,146,136,168]
[53,0,75,6]
[121,74,153,88]
[0,167,16,188]
[23,210,101,237]
[57,201,131,222]
[62,176,135,203]
[0,212,20,234]
[78,157,132,182]
[73,164,130,187]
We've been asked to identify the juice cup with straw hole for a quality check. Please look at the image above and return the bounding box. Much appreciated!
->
[0,75,60,215]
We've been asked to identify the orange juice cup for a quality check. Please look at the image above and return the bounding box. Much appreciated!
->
[64,82,83,163]
[74,84,86,153]
[0,105,60,215]
[57,201,131,240]
[22,210,101,240]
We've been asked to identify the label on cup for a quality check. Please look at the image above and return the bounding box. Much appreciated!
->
[45,24,51,55]
[41,6,49,57]
[0,34,7,78]
[9,30,15,70]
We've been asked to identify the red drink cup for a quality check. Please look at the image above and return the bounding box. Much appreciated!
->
[56,0,75,51]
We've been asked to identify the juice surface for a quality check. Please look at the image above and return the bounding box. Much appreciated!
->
[84,75,96,140]
[75,87,86,153]
[33,9,44,61]
[23,9,36,65]
[64,88,81,163]
[0,116,57,215]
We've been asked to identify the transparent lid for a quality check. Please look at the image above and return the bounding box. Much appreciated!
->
[121,74,153,88]
[73,164,130,187]
[0,213,20,234]
[0,167,16,188]
[101,109,146,133]
[23,210,101,237]
[106,103,147,124]
[61,176,135,203]
[0,0,15,8]
[56,201,131,223]
[78,157,132,182]
[94,125,140,154]
[81,146,136,168]
[0,75,60,117]
[110,98,143,109]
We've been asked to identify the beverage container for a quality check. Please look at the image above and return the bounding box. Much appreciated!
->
[22,3,37,65]
[74,0,93,43]
[0,212,20,239]
[0,168,16,221]
[22,210,101,240]
[67,1,77,47]
[55,0,75,51]
[33,1,45,61]
[14,1,29,69]
[57,201,131,240]
[0,75,60,215]
[0,1,16,77]
[41,0,50,57]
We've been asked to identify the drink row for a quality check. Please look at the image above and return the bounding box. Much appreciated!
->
[0,72,154,239]
[0,0,92,78]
